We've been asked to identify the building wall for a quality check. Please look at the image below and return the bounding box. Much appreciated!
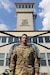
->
[17,13,34,30]
[0,31,50,74]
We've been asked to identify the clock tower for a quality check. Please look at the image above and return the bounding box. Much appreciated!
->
[15,2,36,31]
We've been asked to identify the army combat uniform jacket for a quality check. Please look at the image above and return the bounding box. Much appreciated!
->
[9,45,39,75]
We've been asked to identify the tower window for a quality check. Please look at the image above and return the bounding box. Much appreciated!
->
[28,5,31,8]
[22,5,24,8]
[19,5,21,8]
[2,36,6,43]
[16,5,18,8]
[32,5,33,8]
[25,5,27,8]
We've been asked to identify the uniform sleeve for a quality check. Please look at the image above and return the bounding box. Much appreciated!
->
[9,48,17,75]
[34,50,39,73]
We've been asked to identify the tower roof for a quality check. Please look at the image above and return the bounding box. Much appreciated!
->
[15,2,35,5]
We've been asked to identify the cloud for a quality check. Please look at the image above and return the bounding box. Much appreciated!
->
[0,24,9,30]
[39,0,50,30]
[0,0,14,12]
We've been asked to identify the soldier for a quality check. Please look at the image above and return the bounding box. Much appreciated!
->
[9,34,39,75]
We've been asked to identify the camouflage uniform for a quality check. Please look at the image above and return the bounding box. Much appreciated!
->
[9,45,39,75]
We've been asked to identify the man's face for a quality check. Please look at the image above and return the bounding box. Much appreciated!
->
[21,35,28,44]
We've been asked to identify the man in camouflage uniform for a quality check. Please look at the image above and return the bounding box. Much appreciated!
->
[9,34,39,75]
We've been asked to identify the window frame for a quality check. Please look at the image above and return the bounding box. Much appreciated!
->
[8,37,13,43]
[40,53,46,66]
[47,53,50,66]
[6,53,9,66]
[2,36,6,43]
[38,37,43,43]
[0,53,5,66]
[45,36,50,43]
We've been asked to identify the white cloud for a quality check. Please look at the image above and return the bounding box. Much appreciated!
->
[0,24,8,30]
[39,0,50,30]
[0,0,14,12]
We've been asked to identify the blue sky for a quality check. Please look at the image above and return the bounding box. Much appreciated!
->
[0,0,50,30]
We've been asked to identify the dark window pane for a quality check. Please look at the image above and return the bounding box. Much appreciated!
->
[48,60,50,66]
[22,5,24,8]
[16,5,18,8]
[19,5,21,8]
[0,37,1,42]
[8,37,13,43]
[33,37,37,43]
[31,37,33,43]
[32,5,33,8]
[0,60,4,66]
[45,36,50,43]
[25,5,27,8]
[0,53,5,59]
[2,37,6,43]
[6,53,9,66]
[40,60,46,66]
[28,5,31,8]
[6,53,9,58]
[38,37,43,43]
[6,59,9,66]
[47,53,50,58]
[40,53,45,59]
[14,37,20,42]
[28,37,31,43]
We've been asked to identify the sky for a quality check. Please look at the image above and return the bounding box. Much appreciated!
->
[0,0,50,31]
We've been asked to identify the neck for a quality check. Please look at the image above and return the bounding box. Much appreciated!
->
[21,42,27,46]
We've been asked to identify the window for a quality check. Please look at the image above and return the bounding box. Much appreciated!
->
[14,37,20,43]
[32,5,33,8]
[6,53,9,66]
[8,37,13,43]
[0,53,5,66]
[31,37,33,43]
[25,5,27,8]
[38,37,43,43]
[45,36,50,43]
[28,37,31,43]
[22,5,24,8]
[0,37,1,42]
[33,37,37,43]
[2,37,6,43]
[16,5,18,8]
[28,5,31,8]
[40,53,46,66]
[19,5,21,8]
[47,53,50,66]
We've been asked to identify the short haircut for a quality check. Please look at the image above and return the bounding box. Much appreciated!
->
[21,34,28,38]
